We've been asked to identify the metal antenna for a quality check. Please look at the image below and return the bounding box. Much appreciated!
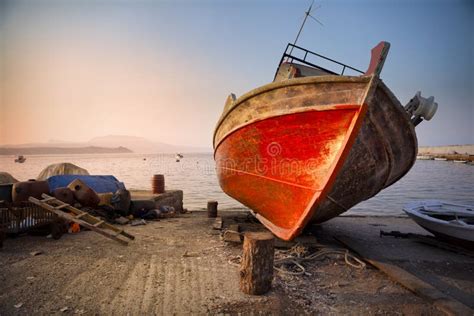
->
[289,0,324,55]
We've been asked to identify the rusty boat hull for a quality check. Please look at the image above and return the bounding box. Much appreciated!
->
[213,75,417,240]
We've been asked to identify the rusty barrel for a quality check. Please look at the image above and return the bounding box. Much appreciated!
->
[152,174,165,194]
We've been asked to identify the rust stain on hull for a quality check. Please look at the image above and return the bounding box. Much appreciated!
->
[214,75,417,240]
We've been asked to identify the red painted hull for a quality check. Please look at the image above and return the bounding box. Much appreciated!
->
[215,105,366,239]
[214,76,416,240]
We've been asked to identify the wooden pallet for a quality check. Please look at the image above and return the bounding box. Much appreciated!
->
[29,194,135,245]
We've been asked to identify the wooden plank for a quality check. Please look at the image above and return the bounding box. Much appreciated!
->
[222,230,242,243]
[29,195,134,245]
[228,224,240,232]
[120,231,135,240]
[336,236,473,316]
[54,203,68,210]
[212,217,223,230]
[72,217,129,246]
[40,194,121,232]
[63,206,82,215]
[40,194,123,233]
[75,213,88,219]
[41,196,57,203]
[93,220,104,227]
[39,195,129,235]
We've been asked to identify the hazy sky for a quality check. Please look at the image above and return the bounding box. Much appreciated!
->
[0,0,472,147]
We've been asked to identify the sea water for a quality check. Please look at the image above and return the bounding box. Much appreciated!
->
[1,153,473,216]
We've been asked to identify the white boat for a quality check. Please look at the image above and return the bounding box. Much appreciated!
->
[416,155,433,160]
[453,160,467,163]
[434,157,447,161]
[403,201,474,246]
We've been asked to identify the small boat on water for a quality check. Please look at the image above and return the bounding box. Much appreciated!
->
[453,160,467,163]
[417,155,434,160]
[434,157,448,161]
[14,155,26,163]
[214,9,438,240]
[403,201,474,248]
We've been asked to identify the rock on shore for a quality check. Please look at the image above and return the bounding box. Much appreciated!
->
[0,172,18,184]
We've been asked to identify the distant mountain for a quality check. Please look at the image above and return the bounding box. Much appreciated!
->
[0,146,132,155]
[0,141,87,148]
[0,135,211,154]
[88,135,210,153]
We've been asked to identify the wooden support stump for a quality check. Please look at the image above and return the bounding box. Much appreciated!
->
[207,200,218,218]
[239,232,274,295]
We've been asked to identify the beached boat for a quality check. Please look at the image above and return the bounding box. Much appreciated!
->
[403,201,474,247]
[214,41,438,240]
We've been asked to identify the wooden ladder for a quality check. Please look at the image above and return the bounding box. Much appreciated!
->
[29,194,135,246]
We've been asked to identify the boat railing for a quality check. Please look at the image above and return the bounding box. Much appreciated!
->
[275,43,364,79]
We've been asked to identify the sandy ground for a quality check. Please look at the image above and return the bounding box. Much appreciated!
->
[0,212,460,315]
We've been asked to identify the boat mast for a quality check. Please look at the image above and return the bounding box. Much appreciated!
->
[289,1,323,56]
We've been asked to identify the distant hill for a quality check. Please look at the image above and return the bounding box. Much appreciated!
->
[88,135,210,153]
[0,135,211,154]
[0,146,132,155]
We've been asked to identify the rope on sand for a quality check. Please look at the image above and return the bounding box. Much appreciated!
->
[228,244,366,275]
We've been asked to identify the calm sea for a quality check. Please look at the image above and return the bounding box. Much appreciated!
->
[1,153,473,216]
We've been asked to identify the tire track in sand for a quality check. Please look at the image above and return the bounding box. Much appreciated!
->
[103,247,241,314]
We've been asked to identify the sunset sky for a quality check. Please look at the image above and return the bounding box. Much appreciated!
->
[0,0,472,148]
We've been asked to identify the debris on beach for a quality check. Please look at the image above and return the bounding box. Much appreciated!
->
[0,172,185,246]
[14,303,23,309]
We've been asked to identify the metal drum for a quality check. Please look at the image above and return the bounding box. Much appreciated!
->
[152,174,165,194]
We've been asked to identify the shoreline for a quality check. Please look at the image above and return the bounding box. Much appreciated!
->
[417,153,474,162]
[418,144,474,155]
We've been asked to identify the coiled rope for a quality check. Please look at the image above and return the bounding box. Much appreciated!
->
[229,244,366,275]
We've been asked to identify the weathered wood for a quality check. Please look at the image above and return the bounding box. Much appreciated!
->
[212,217,223,230]
[337,236,473,316]
[214,76,371,147]
[239,232,274,295]
[222,230,242,243]
[207,200,218,218]
[214,74,418,241]
[228,223,240,232]
[29,194,135,245]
